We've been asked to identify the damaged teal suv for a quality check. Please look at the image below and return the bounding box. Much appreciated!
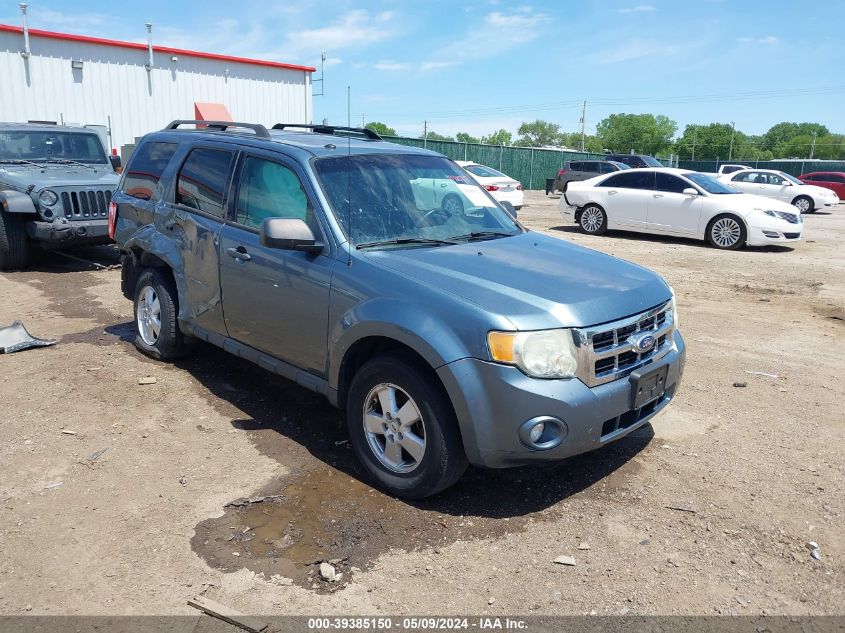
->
[112,121,685,499]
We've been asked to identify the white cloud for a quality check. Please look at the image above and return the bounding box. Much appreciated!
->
[737,35,780,45]
[593,38,678,64]
[421,61,461,71]
[618,5,658,14]
[373,61,412,71]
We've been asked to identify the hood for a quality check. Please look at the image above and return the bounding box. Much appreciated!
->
[797,183,838,198]
[0,164,119,191]
[362,232,671,330]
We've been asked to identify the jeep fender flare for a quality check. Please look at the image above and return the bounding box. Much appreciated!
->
[0,190,38,216]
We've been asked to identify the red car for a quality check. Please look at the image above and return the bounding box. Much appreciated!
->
[799,172,845,199]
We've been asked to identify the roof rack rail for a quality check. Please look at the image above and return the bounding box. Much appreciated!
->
[271,123,382,141]
[164,120,271,139]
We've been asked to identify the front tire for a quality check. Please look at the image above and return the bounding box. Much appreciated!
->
[0,212,30,271]
[792,195,814,213]
[346,354,467,499]
[707,214,746,250]
[441,194,464,215]
[133,268,191,360]
[578,204,607,235]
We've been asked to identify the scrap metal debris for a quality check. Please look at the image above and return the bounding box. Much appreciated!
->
[0,321,56,354]
[224,495,284,509]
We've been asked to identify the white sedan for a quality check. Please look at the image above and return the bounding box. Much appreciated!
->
[456,161,524,210]
[718,168,839,213]
[562,168,803,249]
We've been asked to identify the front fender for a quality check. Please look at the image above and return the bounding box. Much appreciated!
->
[0,190,38,215]
[328,296,476,394]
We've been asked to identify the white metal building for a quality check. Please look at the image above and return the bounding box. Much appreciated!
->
[0,20,314,151]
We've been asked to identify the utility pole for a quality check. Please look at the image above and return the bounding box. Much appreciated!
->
[361,114,365,128]
[691,127,697,161]
[579,100,586,152]
[423,120,428,148]
[809,132,817,159]
[728,121,736,161]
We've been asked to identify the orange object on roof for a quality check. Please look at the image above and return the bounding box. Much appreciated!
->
[194,102,233,123]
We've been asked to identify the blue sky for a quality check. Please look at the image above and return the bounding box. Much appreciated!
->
[4,0,844,138]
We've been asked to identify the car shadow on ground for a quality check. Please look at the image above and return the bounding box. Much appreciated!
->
[23,244,121,273]
[172,341,653,518]
[549,225,796,252]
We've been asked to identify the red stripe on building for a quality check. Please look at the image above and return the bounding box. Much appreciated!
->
[0,23,316,73]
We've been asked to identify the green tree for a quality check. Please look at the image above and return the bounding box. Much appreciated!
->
[561,132,604,153]
[455,132,480,144]
[515,120,564,147]
[421,131,455,142]
[761,122,830,154]
[481,129,512,146]
[782,133,845,159]
[365,121,396,137]
[596,113,677,156]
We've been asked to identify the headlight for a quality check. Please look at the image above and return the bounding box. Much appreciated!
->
[488,329,578,378]
[762,209,797,222]
[38,189,58,207]
[669,286,679,330]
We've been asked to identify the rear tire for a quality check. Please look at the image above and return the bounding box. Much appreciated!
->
[346,353,467,499]
[706,214,746,250]
[792,195,814,213]
[578,204,607,235]
[0,211,30,271]
[133,268,192,360]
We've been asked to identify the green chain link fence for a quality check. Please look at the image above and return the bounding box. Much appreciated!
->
[678,159,845,177]
[382,136,606,191]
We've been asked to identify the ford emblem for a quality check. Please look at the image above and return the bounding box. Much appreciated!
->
[629,332,656,353]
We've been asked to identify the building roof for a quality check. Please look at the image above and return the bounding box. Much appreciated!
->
[0,23,316,73]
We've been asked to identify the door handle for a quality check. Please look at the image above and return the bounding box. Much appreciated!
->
[608,190,618,195]
[653,193,664,198]
[226,246,251,262]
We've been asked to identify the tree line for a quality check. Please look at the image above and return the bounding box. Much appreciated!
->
[364,117,845,161]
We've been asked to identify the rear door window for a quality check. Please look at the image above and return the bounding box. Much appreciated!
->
[121,141,178,201]
[569,162,583,171]
[175,148,235,217]
[600,171,655,189]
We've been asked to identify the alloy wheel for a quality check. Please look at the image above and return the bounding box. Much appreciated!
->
[136,285,162,346]
[581,207,604,232]
[362,383,427,473]
[710,217,742,248]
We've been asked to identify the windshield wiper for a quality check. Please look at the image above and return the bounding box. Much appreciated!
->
[447,230,518,242]
[45,158,95,170]
[0,159,42,168]
[356,237,459,249]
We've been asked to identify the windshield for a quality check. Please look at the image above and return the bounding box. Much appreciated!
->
[463,163,507,178]
[642,156,664,167]
[778,171,803,185]
[686,172,740,194]
[314,154,522,247]
[0,130,107,164]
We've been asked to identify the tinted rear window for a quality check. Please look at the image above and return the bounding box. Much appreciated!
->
[121,142,178,201]
[175,148,235,217]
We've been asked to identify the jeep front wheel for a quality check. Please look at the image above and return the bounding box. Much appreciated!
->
[0,211,30,271]
[133,269,192,360]
[346,354,467,499]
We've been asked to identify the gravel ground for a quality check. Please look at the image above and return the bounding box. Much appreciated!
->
[0,191,842,618]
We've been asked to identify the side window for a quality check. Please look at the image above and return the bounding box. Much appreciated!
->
[175,148,234,217]
[768,173,785,185]
[570,162,583,171]
[583,162,598,173]
[600,171,654,189]
[801,175,815,181]
[732,172,753,182]
[235,157,316,231]
[599,162,615,173]
[830,175,845,184]
[654,173,691,194]
[121,142,178,201]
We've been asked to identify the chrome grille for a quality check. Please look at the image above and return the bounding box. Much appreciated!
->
[60,189,112,219]
[574,301,674,387]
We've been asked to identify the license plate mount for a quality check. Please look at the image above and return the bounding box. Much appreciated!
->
[629,364,668,409]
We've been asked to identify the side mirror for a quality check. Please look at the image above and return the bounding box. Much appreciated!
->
[499,200,518,218]
[260,218,323,253]
[682,188,699,196]
[109,155,121,170]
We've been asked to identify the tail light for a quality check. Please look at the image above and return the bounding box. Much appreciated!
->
[557,169,568,177]
[516,184,523,190]
[108,201,117,240]
[485,185,500,192]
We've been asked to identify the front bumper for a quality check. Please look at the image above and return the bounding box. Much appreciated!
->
[437,330,686,468]
[746,224,802,246]
[26,218,110,244]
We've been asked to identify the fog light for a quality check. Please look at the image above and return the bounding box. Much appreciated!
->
[518,416,567,450]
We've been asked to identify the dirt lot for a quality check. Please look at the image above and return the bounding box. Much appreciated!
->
[1,191,843,617]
